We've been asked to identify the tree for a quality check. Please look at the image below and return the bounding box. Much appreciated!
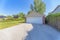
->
[18,13,25,22]
[31,0,46,14]
[13,15,19,18]
[7,16,13,20]
[30,4,34,11]
[18,12,25,18]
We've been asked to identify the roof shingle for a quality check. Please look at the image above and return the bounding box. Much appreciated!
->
[26,11,44,17]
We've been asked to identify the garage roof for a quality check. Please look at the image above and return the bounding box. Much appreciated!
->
[26,11,44,17]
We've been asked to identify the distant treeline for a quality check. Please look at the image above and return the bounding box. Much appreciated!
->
[0,12,25,23]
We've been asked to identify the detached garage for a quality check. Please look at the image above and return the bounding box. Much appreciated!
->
[26,11,45,24]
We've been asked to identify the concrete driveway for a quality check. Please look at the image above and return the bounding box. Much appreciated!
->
[0,23,33,40]
[26,24,60,40]
[0,23,60,40]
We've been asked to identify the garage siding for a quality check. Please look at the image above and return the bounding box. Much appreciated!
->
[26,17,43,24]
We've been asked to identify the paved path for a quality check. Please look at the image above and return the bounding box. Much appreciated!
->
[0,23,60,40]
[26,24,60,40]
[0,23,33,40]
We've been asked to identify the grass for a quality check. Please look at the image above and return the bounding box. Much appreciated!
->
[0,20,25,29]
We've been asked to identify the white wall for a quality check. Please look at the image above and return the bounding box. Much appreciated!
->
[26,17,43,24]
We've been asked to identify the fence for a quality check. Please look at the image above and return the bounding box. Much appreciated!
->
[46,14,60,30]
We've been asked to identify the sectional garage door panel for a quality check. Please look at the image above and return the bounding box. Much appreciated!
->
[26,17,43,24]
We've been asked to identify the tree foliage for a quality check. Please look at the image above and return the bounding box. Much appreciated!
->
[18,12,25,18]
[7,16,13,19]
[34,0,46,14]
[30,4,34,11]
[30,0,46,14]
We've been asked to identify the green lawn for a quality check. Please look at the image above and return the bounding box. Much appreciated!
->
[0,20,25,29]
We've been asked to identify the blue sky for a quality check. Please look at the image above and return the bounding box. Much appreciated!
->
[0,0,60,16]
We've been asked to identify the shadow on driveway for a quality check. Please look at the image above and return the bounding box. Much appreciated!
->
[25,24,60,40]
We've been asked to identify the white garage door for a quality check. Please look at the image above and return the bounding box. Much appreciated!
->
[26,17,43,24]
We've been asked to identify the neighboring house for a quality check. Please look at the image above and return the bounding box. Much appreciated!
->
[51,5,60,13]
[0,16,6,21]
[26,11,45,24]
[47,5,60,30]
[0,16,6,18]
